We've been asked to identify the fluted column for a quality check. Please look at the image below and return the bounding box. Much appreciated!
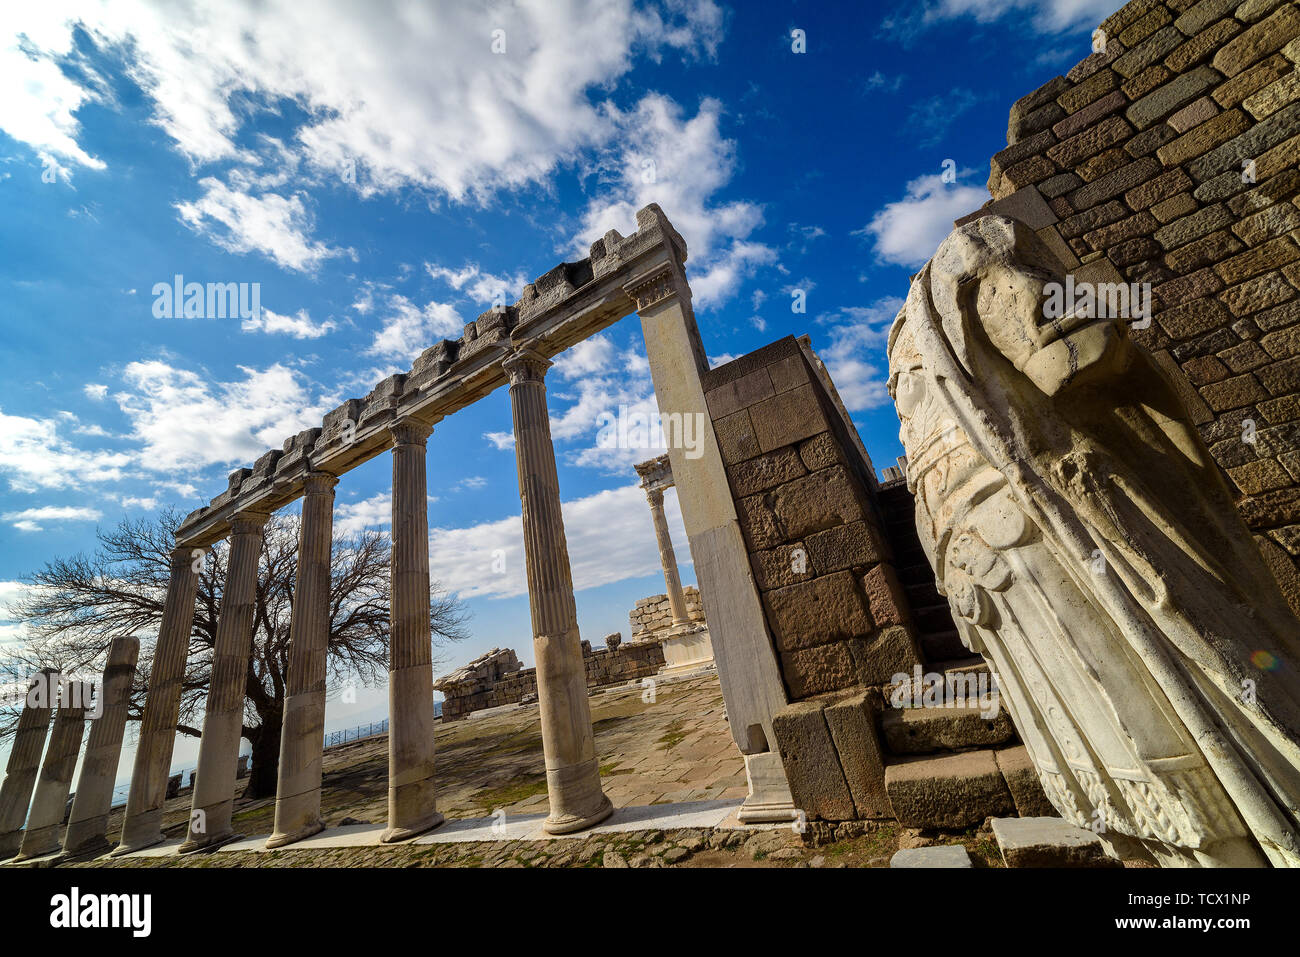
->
[504,348,612,834]
[382,419,444,842]
[0,669,58,860]
[268,471,338,848]
[179,511,269,853]
[114,547,203,855]
[16,681,92,860]
[63,638,140,856]
[646,487,689,627]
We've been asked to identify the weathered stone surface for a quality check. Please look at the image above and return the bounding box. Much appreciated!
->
[996,746,1059,818]
[824,692,892,819]
[1125,66,1219,129]
[847,625,923,686]
[771,701,856,821]
[703,367,773,420]
[884,751,1015,830]
[727,446,808,498]
[780,643,857,699]
[1213,5,1300,78]
[750,542,816,591]
[797,431,846,471]
[762,570,873,652]
[804,520,887,573]
[713,408,760,465]
[991,817,1119,867]
[860,563,910,627]
[748,383,829,454]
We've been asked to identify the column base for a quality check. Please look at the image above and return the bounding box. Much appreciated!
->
[0,831,22,862]
[380,811,444,844]
[736,752,798,824]
[14,825,62,862]
[177,830,242,855]
[266,819,325,849]
[544,794,614,835]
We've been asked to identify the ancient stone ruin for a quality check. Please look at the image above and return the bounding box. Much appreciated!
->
[3,0,1299,870]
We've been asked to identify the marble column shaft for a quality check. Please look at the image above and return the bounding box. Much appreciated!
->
[646,487,689,626]
[0,669,59,859]
[382,420,443,842]
[180,512,269,853]
[505,349,611,834]
[17,682,92,860]
[268,472,337,848]
[63,638,140,856]
[115,548,203,855]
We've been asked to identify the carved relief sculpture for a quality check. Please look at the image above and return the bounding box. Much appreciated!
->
[886,215,1300,867]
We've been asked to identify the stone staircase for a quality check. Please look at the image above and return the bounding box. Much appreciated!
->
[871,479,1055,830]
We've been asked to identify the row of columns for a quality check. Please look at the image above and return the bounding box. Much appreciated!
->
[0,637,140,862]
[0,345,611,861]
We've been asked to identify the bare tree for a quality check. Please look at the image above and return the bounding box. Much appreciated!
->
[1,508,469,798]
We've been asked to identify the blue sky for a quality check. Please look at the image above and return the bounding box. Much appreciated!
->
[0,0,1118,772]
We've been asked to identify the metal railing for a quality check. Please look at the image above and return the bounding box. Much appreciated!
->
[324,718,388,749]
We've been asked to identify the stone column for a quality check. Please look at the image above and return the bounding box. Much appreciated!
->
[382,420,444,842]
[114,547,203,855]
[268,471,337,848]
[16,681,92,860]
[179,511,269,853]
[0,669,58,860]
[646,487,689,627]
[63,638,140,857]
[504,348,612,834]
[625,232,794,823]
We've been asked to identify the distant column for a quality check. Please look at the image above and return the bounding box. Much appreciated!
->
[114,547,203,855]
[63,638,140,857]
[504,348,612,835]
[646,487,690,627]
[382,420,444,843]
[16,681,92,860]
[268,471,338,848]
[179,511,269,853]
[0,669,59,860]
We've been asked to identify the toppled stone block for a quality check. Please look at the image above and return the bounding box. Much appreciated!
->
[772,700,856,821]
[991,816,1119,867]
[824,692,891,820]
[995,745,1058,818]
[889,845,973,868]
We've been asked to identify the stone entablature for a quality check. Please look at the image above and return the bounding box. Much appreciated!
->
[629,587,705,638]
[172,205,688,550]
[434,639,665,721]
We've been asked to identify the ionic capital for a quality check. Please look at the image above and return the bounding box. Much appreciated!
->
[389,419,433,447]
[229,511,271,537]
[302,470,339,495]
[502,348,552,386]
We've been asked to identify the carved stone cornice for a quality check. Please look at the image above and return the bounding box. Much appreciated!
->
[624,265,682,313]
[502,348,553,386]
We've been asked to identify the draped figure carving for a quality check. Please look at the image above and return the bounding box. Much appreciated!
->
[886,215,1300,867]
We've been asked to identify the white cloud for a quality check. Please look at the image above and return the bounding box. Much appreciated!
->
[119,495,158,510]
[366,295,465,361]
[815,297,906,412]
[3,504,103,532]
[924,0,1116,33]
[0,408,131,492]
[858,172,987,268]
[483,431,515,451]
[552,334,616,379]
[426,262,528,308]
[334,492,391,537]
[112,359,333,472]
[573,94,774,309]
[429,482,689,600]
[175,177,345,273]
[83,383,109,401]
[242,307,337,339]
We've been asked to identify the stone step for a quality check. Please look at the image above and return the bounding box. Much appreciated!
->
[884,750,1016,830]
[880,699,1015,755]
[991,816,1121,868]
[885,656,992,704]
[921,629,969,662]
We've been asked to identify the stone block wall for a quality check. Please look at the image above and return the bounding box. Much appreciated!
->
[976,0,1300,613]
[434,639,666,721]
[628,586,706,637]
[700,336,924,702]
